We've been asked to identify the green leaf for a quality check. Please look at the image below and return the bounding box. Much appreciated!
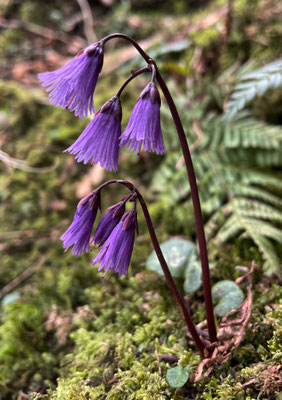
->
[183,262,214,294]
[166,365,190,388]
[183,264,202,294]
[146,238,196,278]
[212,280,244,317]
[1,291,20,306]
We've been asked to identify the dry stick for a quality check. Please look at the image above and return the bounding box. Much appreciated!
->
[0,256,46,300]
[161,354,179,363]
[0,149,59,173]
[76,0,97,44]
[102,33,217,343]
[0,19,85,47]
[95,179,206,357]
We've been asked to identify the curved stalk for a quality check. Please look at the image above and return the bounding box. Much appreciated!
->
[102,33,152,62]
[116,67,150,98]
[155,73,217,343]
[101,33,217,343]
[95,179,207,356]
[135,190,207,355]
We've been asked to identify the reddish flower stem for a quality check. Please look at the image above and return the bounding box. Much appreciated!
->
[155,72,217,344]
[102,33,217,343]
[96,179,207,356]
[116,67,150,98]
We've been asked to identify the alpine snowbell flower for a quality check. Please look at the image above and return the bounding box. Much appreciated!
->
[92,201,126,247]
[65,97,122,171]
[120,82,164,155]
[38,44,103,118]
[60,193,100,256]
[92,209,136,276]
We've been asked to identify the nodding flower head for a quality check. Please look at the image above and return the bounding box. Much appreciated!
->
[92,208,137,277]
[120,82,164,155]
[60,192,100,256]
[64,97,122,172]
[92,200,126,247]
[38,44,104,118]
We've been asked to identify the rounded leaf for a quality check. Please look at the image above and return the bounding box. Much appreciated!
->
[1,291,20,306]
[183,264,202,293]
[212,280,244,317]
[146,238,196,278]
[166,365,190,388]
[183,261,215,294]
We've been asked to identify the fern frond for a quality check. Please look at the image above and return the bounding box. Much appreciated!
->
[213,214,281,278]
[225,59,282,120]
[232,199,282,223]
[214,215,243,244]
[242,219,282,244]
[151,82,282,277]
[247,233,281,278]
[224,118,282,149]
[240,170,282,189]
[229,184,282,206]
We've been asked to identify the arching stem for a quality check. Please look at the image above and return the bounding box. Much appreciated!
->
[95,179,207,356]
[155,73,217,343]
[116,66,150,98]
[136,190,208,356]
[101,33,217,343]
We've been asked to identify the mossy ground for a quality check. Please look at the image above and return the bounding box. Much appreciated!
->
[0,81,281,398]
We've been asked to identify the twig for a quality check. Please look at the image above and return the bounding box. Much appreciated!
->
[155,348,162,375]
[0,149,59,173]
[194,262,255,380]
[161,354,179,363]
[0,18,85,47]
[0,256,46,300]
[108,376,118,385]
[75,0,97,44]
[18,391,29,400]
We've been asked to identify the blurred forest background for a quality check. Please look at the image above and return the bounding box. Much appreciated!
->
[0,0,281,399]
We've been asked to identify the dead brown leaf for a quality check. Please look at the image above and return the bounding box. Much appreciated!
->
[45,305,72,345]
[194,262,255,381]
[76,163,105,198]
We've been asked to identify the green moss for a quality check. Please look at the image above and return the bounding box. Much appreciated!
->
[0,303,59,397]
[0,29,24,53]
[107,363,168,400]
[266,305,282,361]
[191,26,220,48]
[49,376,106,400]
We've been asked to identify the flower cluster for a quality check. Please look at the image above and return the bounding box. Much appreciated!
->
[39,35,217,354]
[60,192,137,277]
[38,41,164,172]
[39,38,164,276]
